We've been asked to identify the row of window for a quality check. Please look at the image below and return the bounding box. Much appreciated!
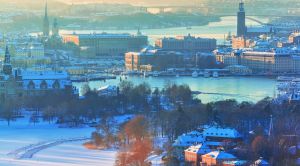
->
[27,80,61,89]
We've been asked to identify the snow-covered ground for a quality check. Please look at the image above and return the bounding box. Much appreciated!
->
[0,117,117,166]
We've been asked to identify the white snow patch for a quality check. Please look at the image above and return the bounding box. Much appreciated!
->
[0,117,116,166]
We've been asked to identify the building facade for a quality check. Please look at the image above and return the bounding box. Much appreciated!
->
[125,48,184,71]
[62,33,148,57]
[215,49,300,73]
[9,42,50,68]
[241,51,293,73]
[232,37,252,49]
[185,144,211,166]
[155,34,216,53]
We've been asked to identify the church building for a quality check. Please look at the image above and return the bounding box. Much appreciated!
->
[0,46,77,102]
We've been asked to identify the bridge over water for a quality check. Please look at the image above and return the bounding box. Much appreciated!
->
[142,6,293,18]
[245,17,268,25]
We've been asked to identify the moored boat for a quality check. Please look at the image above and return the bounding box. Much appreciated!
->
[204,71,210,78]
[213,71,219,78]
[192,71,198,78]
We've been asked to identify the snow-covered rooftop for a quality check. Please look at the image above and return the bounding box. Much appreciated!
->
[202,150,236,160]
[76,33,145,39]
[97,85,117,92]
[173,131,204,147]
[184,143,211,155]
[22,71,69,80]
[203,126,242,138]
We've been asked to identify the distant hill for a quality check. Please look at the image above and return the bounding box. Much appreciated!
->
[53,0,300,16]
[0,0,298,32]
[0,0,67,11]
[55,0,300,7]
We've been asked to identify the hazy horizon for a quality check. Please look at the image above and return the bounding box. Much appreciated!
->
[55,0,200,6]
[53,0,297,6]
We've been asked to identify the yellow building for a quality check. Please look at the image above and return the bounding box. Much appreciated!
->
[12,57,51,68]
[65,67,87,75]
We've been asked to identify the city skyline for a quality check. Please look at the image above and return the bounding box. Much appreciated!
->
[0,0,296,6]
[0,0,299,166]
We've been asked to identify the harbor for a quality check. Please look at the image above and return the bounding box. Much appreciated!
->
[70,74,116,82]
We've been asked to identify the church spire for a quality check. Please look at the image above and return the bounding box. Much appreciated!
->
[3,46,12,75]
[4,46,10,64]
[45,1,48,18]
[43,0,50,37]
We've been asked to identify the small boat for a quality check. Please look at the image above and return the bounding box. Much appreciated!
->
[143,71,149,78]
[277,76,295,82]
[192,71,198,78]
[153,71,159,77]
[204,71,210,78]
[213,71,219,78]
[186,26,192,30]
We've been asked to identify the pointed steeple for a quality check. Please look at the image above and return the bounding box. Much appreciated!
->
[43,0,50,37]
[3,46,12,75]
[45,1,48,18]
[4,46,10,64]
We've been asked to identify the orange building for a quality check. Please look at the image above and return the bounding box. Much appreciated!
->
[232,37,251,49]
[185,144,211,166]
[62,35,80,45]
